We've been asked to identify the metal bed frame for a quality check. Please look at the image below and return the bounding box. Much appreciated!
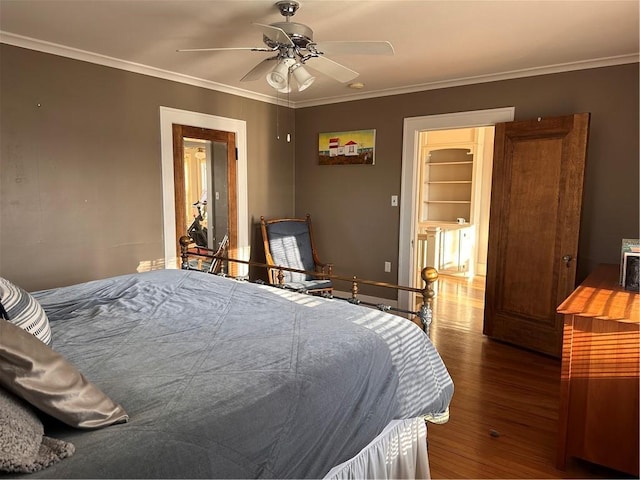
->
[179,236,438,335]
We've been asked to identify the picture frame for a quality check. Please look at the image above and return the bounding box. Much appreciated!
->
[318,129,376,165]
[619,238,640,285]
[622,252,640,292]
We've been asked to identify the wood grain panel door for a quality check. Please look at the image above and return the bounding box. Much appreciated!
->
[483,113,590,357]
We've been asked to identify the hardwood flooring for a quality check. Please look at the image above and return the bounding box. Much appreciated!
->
[423,274,635,479]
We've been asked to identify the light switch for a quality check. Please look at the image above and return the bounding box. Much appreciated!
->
[391,195,398,207]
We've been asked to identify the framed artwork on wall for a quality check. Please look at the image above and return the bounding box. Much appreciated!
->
[622,252,640,292]
[620,238,640,286]
[318,129,376,165]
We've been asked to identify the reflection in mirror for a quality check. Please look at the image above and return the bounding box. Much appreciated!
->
[183,138,229,257]
[183,139,210,248]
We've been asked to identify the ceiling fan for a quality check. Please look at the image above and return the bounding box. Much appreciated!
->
[177,0,394,93]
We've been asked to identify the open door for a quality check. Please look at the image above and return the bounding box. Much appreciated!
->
[483,113,590,357]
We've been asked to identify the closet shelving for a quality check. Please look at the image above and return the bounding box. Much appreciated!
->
[420,145,475,223]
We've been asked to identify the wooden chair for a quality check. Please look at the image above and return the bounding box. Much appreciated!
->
[260,215,333,295]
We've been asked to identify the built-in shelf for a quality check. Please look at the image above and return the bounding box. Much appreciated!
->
[428,161,473,166]
[421,147,474,223]
[429,181,472,184]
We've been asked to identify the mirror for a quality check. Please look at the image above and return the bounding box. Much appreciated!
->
[182,138,229,252]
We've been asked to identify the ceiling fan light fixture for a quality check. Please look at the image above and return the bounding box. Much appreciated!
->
[266,58,294,91]
[290,63,315,92]
[194,147,206,160]
[276,83,293,93]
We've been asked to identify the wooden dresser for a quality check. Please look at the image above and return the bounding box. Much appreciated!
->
[556,264,639,476]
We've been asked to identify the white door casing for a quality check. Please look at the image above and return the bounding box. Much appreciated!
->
[398,107,515,311]
[160,106,248,271]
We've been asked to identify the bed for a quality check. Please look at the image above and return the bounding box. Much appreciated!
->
[0,268,453,478]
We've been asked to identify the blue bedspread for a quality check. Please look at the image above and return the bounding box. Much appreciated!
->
[24,269,453,478]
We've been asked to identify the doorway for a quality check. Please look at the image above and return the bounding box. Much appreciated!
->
[160,107,248,272]
[415,126,495,282]
[398,107,515,312]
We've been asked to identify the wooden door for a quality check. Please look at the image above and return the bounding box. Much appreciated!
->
[172,125,237,270]
[483,113,590,357]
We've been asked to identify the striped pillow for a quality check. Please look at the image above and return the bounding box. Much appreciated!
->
[0,278,51,345]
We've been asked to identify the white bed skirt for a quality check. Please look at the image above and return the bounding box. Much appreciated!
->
[322,417,430,480]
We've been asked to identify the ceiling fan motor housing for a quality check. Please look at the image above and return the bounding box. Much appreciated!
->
[264,21,314,49]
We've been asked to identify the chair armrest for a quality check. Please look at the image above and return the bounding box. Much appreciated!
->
[316,263,333,276]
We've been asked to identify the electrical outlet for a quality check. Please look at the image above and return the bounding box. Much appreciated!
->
[391,195,398,207]
[384,261,391,272]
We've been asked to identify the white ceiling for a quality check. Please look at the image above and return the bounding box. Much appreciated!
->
[1,0,638,107]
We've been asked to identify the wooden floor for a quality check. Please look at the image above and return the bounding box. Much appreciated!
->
[423,274,634,480]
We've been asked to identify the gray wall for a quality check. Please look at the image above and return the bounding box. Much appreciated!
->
[295,64,639,297]
[1,45,295,291]
[2,44,638,298]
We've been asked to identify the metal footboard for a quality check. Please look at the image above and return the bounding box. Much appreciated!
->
[179,236,438,335]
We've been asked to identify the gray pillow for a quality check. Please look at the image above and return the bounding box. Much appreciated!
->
[0,319,129,429]
[0,277,52,345]
[0,386,75,473]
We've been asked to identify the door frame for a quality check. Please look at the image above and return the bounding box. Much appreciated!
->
[160,106,248,271]
[172,124,237,258]
[398,107,515,311]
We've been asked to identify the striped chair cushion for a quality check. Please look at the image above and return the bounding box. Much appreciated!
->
[0,277,51,345]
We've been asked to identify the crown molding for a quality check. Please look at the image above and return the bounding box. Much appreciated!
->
[294,54,640,108]
[0,31,279,106]
[2,31,638,109]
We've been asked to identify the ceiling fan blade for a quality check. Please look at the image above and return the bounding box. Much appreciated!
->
[252,22,295,47]
[313,41,394,56]
[304,55,359,83]
[240,57,279,82]
[177,47,270,53]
